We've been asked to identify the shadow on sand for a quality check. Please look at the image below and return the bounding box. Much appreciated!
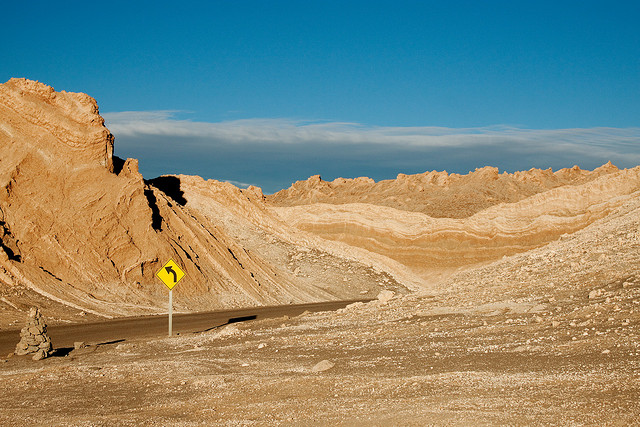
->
[197,315,258,333]
[51,339,126,358]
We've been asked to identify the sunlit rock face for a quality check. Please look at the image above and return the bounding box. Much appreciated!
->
[0,79,344,319]
[268,164,639,284]
[1,78,638,322]
[267,162,622,218]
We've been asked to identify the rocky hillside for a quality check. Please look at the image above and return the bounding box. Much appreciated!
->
[267,163,621,218]
[0,79,395,325]
[0,78,638,327]
[268,164,640,286]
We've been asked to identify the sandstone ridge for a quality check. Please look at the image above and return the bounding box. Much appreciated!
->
[270,166,640,284]
[268,162,621,218]
[1,78,638,325]
[1,79,390,324]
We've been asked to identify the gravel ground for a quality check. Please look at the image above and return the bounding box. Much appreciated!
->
[0,289,638,426]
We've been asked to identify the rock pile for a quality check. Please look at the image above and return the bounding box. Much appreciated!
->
[15,307,53,360]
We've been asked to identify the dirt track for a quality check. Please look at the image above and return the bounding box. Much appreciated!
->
[0,300,367,356]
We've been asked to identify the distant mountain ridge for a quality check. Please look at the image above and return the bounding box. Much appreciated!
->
[267,162,621,218]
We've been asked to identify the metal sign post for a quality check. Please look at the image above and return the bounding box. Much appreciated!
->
[156,259,185,337]
[168,290,173,336]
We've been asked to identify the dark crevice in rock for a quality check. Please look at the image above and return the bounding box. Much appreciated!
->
[0,240,20,261]
[227,248,244,269]
[0,220,21,262]
[143,188,163,231]
[172,239,203,273]
[38,266,63,282]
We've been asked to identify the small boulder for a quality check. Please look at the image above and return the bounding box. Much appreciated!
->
[589,289,603,299]
[311,360,335,372]
[32,349,47,361]
[377,290,395,304]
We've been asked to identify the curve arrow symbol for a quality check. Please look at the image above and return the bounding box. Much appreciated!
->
[165,266,178,282]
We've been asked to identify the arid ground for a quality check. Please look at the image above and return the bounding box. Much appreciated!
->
[1,285,639,425]
[1,79,639,425]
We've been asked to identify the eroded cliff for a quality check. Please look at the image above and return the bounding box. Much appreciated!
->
[1,78,638,325]
[268,165,640,286]
[0,79,388,324]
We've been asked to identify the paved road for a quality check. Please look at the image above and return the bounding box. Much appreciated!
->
[0,299,369,356]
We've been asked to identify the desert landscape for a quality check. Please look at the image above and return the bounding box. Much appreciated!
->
[0,79,639,425]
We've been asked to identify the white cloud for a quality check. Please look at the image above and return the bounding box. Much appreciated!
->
[221,179,254,188]
[102,111,640,158]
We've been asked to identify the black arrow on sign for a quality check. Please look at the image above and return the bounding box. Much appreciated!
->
[165,266,178,282]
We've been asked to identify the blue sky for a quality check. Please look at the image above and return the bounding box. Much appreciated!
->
[2,1,639,192]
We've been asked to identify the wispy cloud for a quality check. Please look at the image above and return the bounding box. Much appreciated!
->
[103,111,640,193]
[220,179,254,189]
[103,111,640,151]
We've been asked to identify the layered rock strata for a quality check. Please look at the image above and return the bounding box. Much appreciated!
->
[268,163,621,218]
[0,78,394,322]
[0,79,313,316]
[270,166,640,285]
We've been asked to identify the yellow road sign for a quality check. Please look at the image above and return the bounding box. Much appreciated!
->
[156,259,185,290]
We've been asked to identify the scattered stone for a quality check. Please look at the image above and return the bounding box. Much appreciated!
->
[346,301,364,310]
[589,289,603,299]
[311,360,335,372]
[32,349,47,361]
[602,349,611,354]
[15,307,53,360]
[377,290,395,304]
[258,343,266,349]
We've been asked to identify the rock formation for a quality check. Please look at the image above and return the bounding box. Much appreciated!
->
[268,164,640,286]
[0,77,638,325]
[267,163,622,218]
[0,78,395,324]
[15,307,53,360]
